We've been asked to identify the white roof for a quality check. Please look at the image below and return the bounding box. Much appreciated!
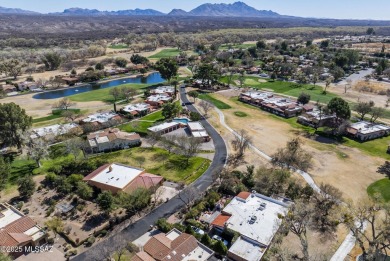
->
[31,123,78,138]
[122,103,150,113]
[146,94,171,102]
[192,131,209,138]
[153,86,174,94]
[165,228,181,241]
[188,122,205,131]
[148,122,179,132]
[242,91,273,100]
[82,112,118,123]
[96,136,110,143]
[228,236,265,261]
[350,121,390,135]
[90,163,144,189]
[0,207,23,228]
[222,193,289,246]
[182,244,214,261]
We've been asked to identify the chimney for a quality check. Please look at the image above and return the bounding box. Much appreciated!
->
[108,165,113,172]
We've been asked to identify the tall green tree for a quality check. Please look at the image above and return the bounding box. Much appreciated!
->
[97,191,114,214]
[297,93,311,105]
[115,57,128,68]
[0,103,32,149]
[0,157,10,194]
[76,181,93,200]
[327,97,351,123]
[17,175,36,199]
[154,58,178,83]
[188,90,199,102]
[355,101,374,120]
[193,63,220,89]
[162,102,180,119]
[42,52,62,71]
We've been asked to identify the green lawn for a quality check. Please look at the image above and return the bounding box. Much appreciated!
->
[69,83,149,103]
[89,147,210,184]
[342,136,390,160]
[198,94,232,109]
[367,179,390,202]
[149,49,182,59]
[222,76,339,104]
[219,43,256,50]
[119,110,164,135]
[149,48,197,59]
[233,111,248,117]
[33,109,81,124]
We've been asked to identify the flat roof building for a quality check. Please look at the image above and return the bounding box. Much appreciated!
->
[30,123,79,140]
[87,128,141,153]
[347,121,390,141]
[239,91,302,118]
[228,236,265,261]
[151,86,175,96]
[210,192,289,261]
[145,94,172,107]
[148,122,181,135]
[121,103,151,117]
[83,163,163,194]
[187,122,210,142]
[80,112,121,125]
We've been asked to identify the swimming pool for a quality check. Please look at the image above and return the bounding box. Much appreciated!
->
[173,118,189,125]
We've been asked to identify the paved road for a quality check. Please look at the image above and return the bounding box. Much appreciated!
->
[73,87,227,261]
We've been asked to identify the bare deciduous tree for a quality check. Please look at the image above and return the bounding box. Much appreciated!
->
[282,199,314,261]
[176,135,202,166]
[146,131,161,148]
[160,135,176,153]
[271,137,312,172]
[53,97,75,111]
[176,183,198,211]
[231,129,252,160]
[343,197,390,261]
[199,100,214,117]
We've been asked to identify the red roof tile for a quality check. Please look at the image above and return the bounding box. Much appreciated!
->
[131,251,156,261]
[4,216,36,233]
[237,191,251,200]
[211,213,231,228]
[124,173,163,193]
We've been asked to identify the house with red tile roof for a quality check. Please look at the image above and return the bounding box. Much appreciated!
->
[87,128,141,153]
[131,229,214,261]
[0,203,47,258]
[83,163,163,194]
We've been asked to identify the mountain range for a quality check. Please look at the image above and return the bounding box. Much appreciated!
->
[0,2,282,18]
[0,6,38,14]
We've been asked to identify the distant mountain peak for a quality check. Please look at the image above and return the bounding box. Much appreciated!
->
[0,6,39,14]
[188,1,280,17]
[168,9,188,16]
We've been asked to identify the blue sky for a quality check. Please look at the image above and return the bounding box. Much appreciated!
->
[2,0,390,20]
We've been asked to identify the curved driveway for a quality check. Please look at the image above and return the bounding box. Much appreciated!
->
[73,87,227,261]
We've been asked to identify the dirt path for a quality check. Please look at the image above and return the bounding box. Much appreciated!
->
[208,91,384,202]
